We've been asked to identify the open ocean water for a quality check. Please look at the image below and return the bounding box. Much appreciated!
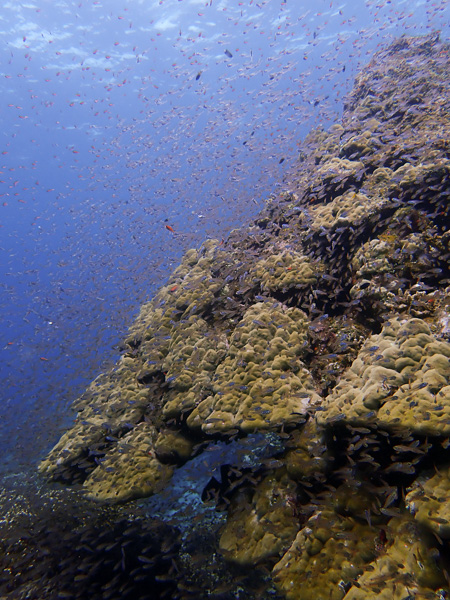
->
[0,1,449,598]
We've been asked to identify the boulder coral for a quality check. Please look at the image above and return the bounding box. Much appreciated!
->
[272,484,381,600]
[317,316,450,436]
[250,250,319,294]
[218,472,300,565]
[186,301,320,433]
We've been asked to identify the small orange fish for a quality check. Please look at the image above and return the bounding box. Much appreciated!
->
[165,224,175,233]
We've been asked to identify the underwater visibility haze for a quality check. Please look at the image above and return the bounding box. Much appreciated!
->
[1,0,450,599]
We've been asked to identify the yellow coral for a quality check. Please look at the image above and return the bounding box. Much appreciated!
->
[273,511,376,600]
[251,251,318,293]
[343,516,446,598]
[406,466,450,539]
[219,473,299,565]
[317,317,450,435]
[187,302,320,433]
[82,423,173,502]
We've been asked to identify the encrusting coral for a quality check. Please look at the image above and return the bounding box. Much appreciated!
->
[250,250,319,294]
[272,483,382,600]
[343,516,446,599]
[83,423,173,502]
[218,472,300,565]
[39,239,233,499]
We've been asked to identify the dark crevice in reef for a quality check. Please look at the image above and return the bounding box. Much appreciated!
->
[136,368,166,386]
[323,423,450,489]
[50,444,106,485]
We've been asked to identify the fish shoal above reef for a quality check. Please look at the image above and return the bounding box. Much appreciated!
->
[37,33,450,600]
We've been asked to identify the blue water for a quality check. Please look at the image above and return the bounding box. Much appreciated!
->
[0,0,449,474]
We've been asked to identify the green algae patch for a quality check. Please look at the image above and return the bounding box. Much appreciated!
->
[186,301,320,434]
[317,316,450,436]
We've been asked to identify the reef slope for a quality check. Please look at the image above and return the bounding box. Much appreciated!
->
[38,34,450,599]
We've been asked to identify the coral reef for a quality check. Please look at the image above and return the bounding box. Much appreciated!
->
[343,516,445,599]
[36,33,450,599]
[250,250,319,294]
[272,484,381,600]
[83,423,173,502]
[187,301,319,433]
[316,316,450,436]
[218,472,299,565]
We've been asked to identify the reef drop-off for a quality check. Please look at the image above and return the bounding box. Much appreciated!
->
[14,33,450,599]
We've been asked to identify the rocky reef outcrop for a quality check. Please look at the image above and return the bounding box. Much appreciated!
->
[36,33,450,599]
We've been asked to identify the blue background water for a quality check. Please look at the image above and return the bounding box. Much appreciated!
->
[1,0,448,474]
